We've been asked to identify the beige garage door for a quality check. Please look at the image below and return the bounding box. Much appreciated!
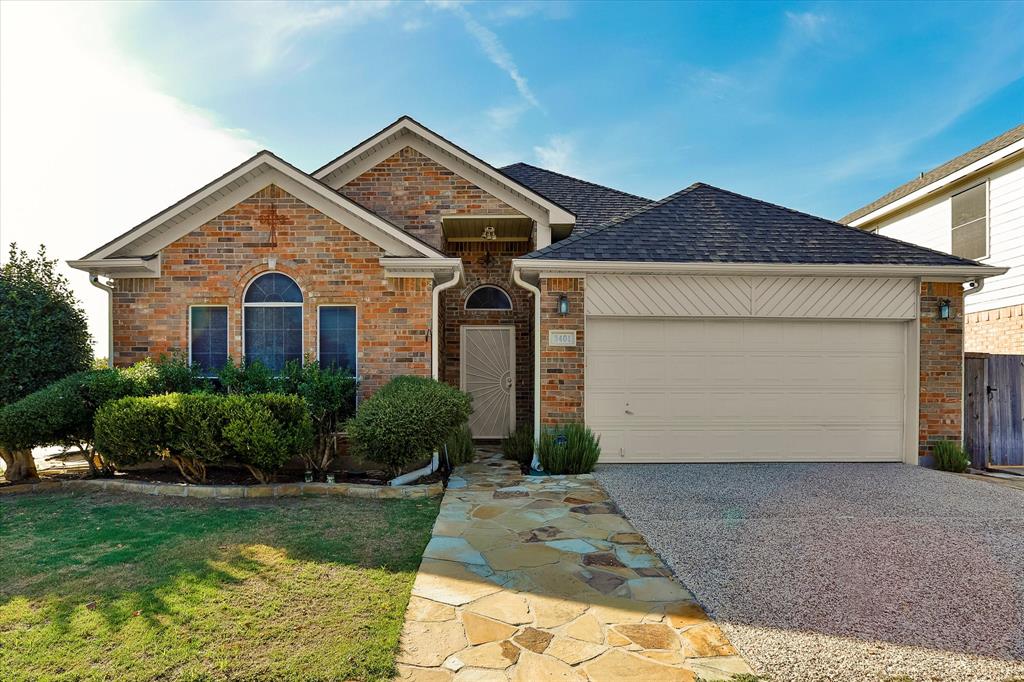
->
[586,318,908,463]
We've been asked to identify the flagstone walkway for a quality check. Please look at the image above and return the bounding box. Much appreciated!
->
[396,454,751,681]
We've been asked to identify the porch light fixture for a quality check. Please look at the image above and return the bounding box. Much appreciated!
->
[557,294,569,316]
[938,298,951,320]
[481,225,497,241]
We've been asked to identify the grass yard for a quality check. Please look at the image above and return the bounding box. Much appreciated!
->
[0,490,439,681]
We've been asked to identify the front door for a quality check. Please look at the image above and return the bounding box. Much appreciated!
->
[461,325,515,439]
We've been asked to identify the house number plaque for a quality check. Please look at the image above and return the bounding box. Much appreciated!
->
[549,330,577,347]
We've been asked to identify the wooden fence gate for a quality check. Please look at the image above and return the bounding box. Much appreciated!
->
[965,353,1024,469]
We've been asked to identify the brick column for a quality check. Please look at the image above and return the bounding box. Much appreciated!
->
[918,282,965,460]
[539,277,585,427]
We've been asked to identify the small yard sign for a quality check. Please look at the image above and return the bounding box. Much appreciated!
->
[549,330,577,347]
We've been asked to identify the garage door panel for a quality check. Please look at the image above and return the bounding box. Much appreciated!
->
[586,318,907,463]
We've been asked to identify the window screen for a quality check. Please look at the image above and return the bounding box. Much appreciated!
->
[466,285,513,310]
[190,306,227,375]
[951,183,987,260]
[243,273,302,372]
[319,307,357,373]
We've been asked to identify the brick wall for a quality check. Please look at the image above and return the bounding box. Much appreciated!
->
[965,303,1024,354]
[440,241,534,429]
[919,281,965,459]
[539,277,585,426]
[339,146,521,250]
[111,184,433,398]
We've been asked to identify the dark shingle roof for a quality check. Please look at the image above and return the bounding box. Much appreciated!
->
[524,182,984,267]
[841,124,1024,224]
[499,163,652,232]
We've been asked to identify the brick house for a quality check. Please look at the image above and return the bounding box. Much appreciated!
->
[71,117,1006,465]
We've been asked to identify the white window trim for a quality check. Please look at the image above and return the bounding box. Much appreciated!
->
[188,304,229,377]
[316,304,359,379]
[950,180,990,261]
[465,284,514,311]
[241,273,304,369]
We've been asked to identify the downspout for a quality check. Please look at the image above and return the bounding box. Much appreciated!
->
[964,277,986,298]
[89,275,114,368]
[512,266,542,471]
[390,268,461,487]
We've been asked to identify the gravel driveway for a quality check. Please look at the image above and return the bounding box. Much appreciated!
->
[595,463,1024,682]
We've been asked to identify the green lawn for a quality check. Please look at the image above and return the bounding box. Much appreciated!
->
[0,491,439,681]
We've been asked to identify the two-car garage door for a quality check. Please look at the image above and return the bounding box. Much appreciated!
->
[584,276,916,463]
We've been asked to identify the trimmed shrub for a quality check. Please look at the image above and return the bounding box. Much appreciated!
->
[502,425,535,471]
[280,361,357,475]
[933,440,970,473]
[538,423,601,475]
[445,424,476,467]
[94,392,312,483]
[347,376,472,478]
[218,359,278,395]
[94,394,177,469]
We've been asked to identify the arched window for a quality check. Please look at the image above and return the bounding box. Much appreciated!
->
[465,285,513,311]
[243,272,302,372]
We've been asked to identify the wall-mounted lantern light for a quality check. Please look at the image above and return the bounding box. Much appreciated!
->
[558,294,569,316]
[939,298,951,320]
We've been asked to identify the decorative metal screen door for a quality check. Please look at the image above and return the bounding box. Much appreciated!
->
[460,326,515,439]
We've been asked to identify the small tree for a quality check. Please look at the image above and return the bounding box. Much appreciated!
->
[282,360,357,476]
[0,244,92,481]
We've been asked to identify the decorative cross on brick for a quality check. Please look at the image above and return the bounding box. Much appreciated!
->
[257,204,286,246]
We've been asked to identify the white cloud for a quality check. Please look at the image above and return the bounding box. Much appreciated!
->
[785,11,829,43]
[432,2,541,109]
[232,1,394,73]
[486,103,529,129]
[533,135,575,173]
[0,1,262,357]
[402,18,427,32]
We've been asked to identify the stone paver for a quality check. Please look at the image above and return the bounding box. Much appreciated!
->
[395,454,750,681]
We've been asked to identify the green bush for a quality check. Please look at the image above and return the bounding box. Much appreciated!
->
[95,392,313,483]
[347,376,472,478]
[933,440,970,473]
[445,424,476,467]
[218,359,279,395]
[280,361,357,474]
[538,423,601,474]
[502,425,535,471]
[94,394,177,469]
[0,358,206,478]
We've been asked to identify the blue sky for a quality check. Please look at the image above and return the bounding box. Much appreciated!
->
[1,0,1022,353]
[115,0,1024,218]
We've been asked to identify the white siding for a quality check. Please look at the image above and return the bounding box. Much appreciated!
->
[873,156,1024,313]
[585,274,918,319]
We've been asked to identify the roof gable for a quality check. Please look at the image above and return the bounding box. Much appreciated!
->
[75,151,445,267]
[525,182,988,268]
[499,162,652,234]
[842,124,1024,225]
[312,116,576,227]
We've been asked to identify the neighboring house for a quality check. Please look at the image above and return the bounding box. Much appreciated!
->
[71,116,1005,466]
[842,124,1024,353]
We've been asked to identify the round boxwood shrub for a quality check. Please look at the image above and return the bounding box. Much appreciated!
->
[223,393,314,482]
[346,376,472,478]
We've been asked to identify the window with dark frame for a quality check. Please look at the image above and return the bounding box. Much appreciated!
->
[189,306,228,375]
[465,285,513,310]
[318,306,357,373]
[951,183,988,260]
[243,272,302,372]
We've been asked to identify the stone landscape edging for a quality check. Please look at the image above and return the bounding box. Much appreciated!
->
[0,477,443,500]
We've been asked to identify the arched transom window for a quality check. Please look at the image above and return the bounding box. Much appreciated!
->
[243,272,302,371]
[465,285,513,311]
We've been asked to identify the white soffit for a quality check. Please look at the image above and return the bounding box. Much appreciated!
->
[76,152,444,264]
[312,117,576,225]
